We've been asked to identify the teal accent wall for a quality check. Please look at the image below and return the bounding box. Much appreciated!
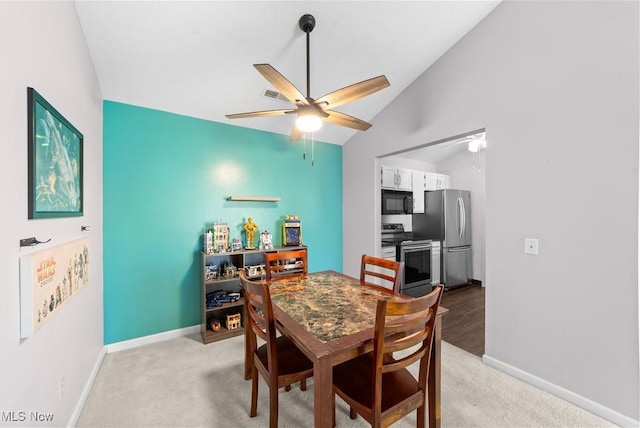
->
[103,101,343,344]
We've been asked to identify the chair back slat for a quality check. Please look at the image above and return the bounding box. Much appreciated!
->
[246,302,268,342]
[383,329,430,355]
[383,342,429,373]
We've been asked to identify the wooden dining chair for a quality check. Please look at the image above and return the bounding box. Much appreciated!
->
[332,285,443,428]
[264,249,307,280]
[239,271,314,428]
[360,254,404,293]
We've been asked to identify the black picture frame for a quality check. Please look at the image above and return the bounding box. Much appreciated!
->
[27,87,83,219]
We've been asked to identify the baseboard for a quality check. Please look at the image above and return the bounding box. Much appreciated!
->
[68,345,106,427]
[69,325,202,426]
[105,324,201,354]
[483,355,639,428]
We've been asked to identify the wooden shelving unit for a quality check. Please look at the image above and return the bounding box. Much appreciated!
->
[200,245,306,344]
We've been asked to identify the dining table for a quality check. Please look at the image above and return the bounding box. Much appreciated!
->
[243,270,448,428]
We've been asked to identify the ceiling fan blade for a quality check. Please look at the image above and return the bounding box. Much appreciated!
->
[324,110,372,131]
[315,75,390,110]
[226,109,296,119]
[254,64,309,106]
[290,126,304,141]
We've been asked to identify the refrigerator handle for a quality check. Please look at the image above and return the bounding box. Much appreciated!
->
[458,198,464,239]
[458,197,462,238]
[457,197,463,238]
[461,196,466,238]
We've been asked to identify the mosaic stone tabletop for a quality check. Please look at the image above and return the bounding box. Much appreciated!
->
[269,271,403,343]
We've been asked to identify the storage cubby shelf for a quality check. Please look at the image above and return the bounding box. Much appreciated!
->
[200,245,306,344]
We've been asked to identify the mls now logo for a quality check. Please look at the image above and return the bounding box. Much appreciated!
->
[1,411,54,422]
[1,411,26,422]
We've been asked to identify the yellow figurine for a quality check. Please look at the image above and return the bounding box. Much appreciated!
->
[243,217,259,249]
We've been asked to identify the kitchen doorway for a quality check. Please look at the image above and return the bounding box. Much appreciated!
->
[378,130,487,356]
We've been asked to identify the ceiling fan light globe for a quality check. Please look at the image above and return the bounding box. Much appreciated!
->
[296,114,322,132]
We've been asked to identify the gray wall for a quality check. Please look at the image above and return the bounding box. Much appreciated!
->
[343,1,638,423]
[0,2,104,425]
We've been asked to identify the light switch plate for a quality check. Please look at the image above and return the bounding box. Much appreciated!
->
[524,238,539,255]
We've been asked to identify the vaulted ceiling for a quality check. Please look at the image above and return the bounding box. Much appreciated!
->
[75,1,501,146]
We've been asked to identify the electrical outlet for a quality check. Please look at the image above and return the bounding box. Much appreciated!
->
[59,374,65,399]
[524,238,539,255]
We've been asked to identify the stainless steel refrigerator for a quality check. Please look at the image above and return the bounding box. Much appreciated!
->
[412,189,472,289]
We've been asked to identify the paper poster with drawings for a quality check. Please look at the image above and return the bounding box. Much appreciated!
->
[19,238,89,338]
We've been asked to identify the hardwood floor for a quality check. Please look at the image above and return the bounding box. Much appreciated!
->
[439,284,485,357]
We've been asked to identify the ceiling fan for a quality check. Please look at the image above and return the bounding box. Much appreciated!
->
[226,14,390,141]
[440,132,487,152]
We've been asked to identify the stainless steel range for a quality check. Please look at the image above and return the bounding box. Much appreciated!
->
[381,223,432,297]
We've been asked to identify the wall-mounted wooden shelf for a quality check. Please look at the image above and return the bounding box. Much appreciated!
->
[226,196,280,202]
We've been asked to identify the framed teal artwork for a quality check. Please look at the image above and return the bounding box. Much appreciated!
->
[27,87,83,218]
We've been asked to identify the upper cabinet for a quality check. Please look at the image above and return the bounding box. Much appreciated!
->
[381,166,450,214]
[381,166,412,191]
[412,170,426,214]
[425,172,450,191]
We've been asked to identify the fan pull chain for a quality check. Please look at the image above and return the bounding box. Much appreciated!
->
[300,133,314,165]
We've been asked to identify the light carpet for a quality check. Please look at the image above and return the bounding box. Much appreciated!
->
[76,333,614,427]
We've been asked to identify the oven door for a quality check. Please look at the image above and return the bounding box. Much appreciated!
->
[398,242,432,297]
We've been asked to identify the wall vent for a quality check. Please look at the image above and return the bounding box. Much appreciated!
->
[262,88,289,103]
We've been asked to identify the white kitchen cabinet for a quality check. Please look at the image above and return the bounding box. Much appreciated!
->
[381,166,412,191]
[381,167,397,189]
[425,172,451,190]
[412,170,426,213]
[438,174,451,189]
[396,169,413,190]
[425,172,439,190]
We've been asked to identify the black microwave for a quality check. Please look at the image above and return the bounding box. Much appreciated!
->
[381,189,413,215]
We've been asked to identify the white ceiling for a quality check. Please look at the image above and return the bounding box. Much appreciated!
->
[74,1,501,145]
